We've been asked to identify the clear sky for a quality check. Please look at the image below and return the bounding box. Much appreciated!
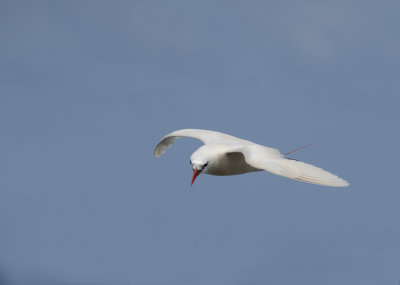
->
[1,1,399,284]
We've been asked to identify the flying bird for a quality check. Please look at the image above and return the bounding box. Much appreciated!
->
[154,129,349,187]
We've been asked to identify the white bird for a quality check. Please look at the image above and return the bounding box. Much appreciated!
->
[154,129,349,187]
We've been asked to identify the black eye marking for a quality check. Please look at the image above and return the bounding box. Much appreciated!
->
[189,160,192,165]
[203,162,208,168]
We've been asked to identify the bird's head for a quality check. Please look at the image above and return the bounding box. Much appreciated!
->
[189,160,209,186]
[189,147,212,185]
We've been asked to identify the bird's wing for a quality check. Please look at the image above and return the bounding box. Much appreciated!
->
[240,145,349,187]
[154,129,247,157]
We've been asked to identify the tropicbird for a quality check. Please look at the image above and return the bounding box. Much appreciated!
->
[154,129,349,187]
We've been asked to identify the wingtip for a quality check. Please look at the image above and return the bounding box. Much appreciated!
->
[329,178,349,187]
[153,148,162,157]
[341,180,350,187]
[154,145,167,157]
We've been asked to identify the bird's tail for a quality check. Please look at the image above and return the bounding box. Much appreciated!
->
[283,143,316,156]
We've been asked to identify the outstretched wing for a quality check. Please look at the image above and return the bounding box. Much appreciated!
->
[154,129,246,157]
[241,145,349,187]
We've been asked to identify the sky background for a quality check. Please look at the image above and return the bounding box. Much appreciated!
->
[1,1,399,284]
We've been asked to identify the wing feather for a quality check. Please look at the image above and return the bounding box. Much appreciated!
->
[154,129,246,157]
[241,145,349,187]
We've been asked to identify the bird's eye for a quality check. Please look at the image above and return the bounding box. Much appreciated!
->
[189,160,192,165]
[204,162,208,167]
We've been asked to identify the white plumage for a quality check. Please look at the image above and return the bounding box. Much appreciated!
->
[154,129,349,187]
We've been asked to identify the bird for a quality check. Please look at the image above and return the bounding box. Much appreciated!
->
[154,129,349,187]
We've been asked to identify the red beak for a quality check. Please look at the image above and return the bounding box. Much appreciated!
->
[191,169,201,186]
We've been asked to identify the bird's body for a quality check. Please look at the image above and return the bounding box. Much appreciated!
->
[154,129,349,187]
[191,144,261,176]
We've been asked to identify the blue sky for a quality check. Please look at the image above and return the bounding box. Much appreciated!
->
[1,1,399,284]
